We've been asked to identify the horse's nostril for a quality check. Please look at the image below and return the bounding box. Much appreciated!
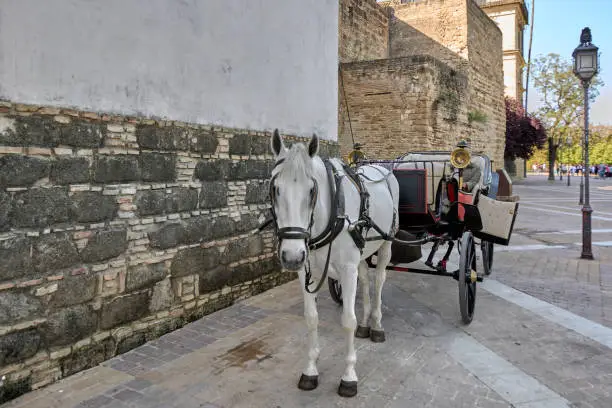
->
[299,250,306,263]
[281,251,288,263]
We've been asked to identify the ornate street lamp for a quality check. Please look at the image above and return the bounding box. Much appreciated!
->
[572,27,598,260]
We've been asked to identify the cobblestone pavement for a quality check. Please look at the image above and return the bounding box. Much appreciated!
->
[495,175,612,329]
[3,175,612,408]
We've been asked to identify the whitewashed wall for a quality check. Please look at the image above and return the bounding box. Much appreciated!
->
[0,0,339,140]
[487,11,516,51]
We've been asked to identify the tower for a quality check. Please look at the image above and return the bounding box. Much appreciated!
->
[476,0,529,105]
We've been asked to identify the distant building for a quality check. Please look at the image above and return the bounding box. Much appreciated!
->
[475,0,529,105]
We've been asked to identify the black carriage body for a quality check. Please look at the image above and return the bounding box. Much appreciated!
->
[361,152,500,236]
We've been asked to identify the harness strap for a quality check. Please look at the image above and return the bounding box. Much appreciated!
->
[344,164,398,250]
[277,227,310,240]
[343,164,370,251]
[309,160,345,250]
[305,160,346,294]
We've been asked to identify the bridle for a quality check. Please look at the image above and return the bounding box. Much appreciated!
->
[266,157,352,295]
[268,157,334,295]
[268,158,319,245]
[263,156,398,295]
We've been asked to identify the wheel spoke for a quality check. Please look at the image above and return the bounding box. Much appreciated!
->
[458,232,476,324]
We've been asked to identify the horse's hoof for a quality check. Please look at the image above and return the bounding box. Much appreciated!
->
[355,325,371,338]
[298,374,318,391]
[338,380,358,397]
[370,329,386,343]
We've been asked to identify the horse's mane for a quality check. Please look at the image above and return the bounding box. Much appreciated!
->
[276,143,314,180]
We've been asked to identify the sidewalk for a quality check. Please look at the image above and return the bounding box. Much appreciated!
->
[4,248,612,408]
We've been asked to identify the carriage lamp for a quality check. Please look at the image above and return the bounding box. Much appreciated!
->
[572,27,598,260]
[451,140,471,191]
[450,140,470,168]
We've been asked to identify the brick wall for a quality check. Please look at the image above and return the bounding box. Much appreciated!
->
[339,0,389,63]
[339,56,468,160]
[0,101,338,401]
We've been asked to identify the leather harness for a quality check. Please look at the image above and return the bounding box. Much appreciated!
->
[262,158,397,294]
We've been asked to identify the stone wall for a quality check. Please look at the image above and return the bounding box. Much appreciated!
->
[347,0,505,166]
[386,0,468,68]
[0,101,339,402]
[0,0,339,401]
[339,0,390,63]
[339,56,468,159]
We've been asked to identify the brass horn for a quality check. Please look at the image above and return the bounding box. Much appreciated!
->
[450,140,471,169]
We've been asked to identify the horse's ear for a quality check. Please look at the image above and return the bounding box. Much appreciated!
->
[308,133,319,158]
[271,129,285,157]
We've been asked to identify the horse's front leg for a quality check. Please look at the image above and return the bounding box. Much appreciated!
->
[338,265,359,397]
[371,241,392,342]
[297,268,320,391]
[355,261,371,338]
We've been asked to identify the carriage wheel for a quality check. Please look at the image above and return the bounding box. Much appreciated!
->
[481,240,494,276]
[458,232,477,324]
[328,278,343,305]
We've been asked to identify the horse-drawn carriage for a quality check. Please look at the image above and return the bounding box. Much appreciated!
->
[327,141,519,324]
[263,131,519,397]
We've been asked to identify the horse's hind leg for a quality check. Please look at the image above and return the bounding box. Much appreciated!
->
[297,270,320,391]
[371,241,391,343]
[355,261,371,338]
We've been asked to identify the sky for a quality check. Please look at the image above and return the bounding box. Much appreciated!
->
[526,0,612,125]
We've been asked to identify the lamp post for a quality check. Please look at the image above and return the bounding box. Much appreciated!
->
[558,135,565,181]
[559,143,563,181]
[579,136,584,204]
[572,27,598,260]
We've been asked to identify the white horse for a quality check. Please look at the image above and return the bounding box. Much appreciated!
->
[268,129,399,397]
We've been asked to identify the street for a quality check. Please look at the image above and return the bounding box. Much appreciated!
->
[4,175,612,408]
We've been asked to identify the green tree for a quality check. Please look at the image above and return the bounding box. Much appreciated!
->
[531,53,604,179]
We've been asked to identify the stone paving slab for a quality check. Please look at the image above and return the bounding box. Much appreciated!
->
[1,366,133,408]
[487,178,612,330]
[2,277,515,408]
[6,267,611,408]
[393,272,612,408]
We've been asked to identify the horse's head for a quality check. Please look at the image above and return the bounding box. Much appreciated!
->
[269,129,319,271]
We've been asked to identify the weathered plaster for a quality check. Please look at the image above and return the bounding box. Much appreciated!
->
[0,0,339,140]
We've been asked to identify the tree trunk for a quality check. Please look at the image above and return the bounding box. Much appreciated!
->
[548,137,558,181]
